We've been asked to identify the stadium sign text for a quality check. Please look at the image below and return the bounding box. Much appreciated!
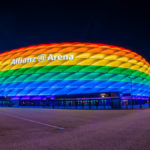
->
[10,54,74,65]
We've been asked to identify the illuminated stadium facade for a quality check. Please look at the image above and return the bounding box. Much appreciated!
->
[0,42,150,109]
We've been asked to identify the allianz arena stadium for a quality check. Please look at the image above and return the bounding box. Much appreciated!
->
[0,42,150,109]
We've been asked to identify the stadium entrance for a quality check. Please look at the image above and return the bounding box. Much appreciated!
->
[0,93,150,109]
[18,99,112,109]
[0,92,121,109]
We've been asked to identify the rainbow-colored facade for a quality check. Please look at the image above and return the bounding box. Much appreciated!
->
[0,42,150,100]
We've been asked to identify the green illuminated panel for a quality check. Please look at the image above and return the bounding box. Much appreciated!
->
[0,65,150,82]
[1,72,150,86]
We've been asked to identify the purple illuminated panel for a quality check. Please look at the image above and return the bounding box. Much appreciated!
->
[121,96,149,100]
[11,96,48,101]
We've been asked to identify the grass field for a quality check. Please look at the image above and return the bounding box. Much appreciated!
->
[0,108,150,150]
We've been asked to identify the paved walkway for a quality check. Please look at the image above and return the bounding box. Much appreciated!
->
[0,108,150,150]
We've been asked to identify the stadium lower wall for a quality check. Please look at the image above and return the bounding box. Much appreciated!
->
[0,94,149,109]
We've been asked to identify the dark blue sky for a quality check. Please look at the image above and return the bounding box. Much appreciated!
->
[0,1,149,61]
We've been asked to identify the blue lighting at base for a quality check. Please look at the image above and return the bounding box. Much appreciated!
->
[0,80,150,97]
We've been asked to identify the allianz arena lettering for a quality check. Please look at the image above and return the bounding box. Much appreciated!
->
[10,54,74,65]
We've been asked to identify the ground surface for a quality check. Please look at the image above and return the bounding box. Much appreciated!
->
[0,108,150,150]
